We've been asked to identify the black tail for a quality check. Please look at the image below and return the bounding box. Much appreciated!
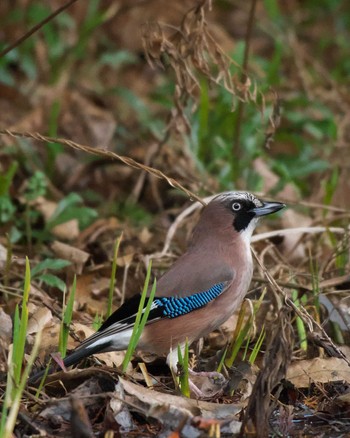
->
[28,342,110,385]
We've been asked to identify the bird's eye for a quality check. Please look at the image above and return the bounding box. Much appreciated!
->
[231,202,242,211]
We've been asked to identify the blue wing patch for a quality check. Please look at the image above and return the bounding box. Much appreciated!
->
[154,282,225,318]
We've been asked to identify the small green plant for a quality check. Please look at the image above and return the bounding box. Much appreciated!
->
[0,164,97,246]
[92,312,104,331]
[225,290,266,368]
[0,258,42,438]
[31,258,71,292]
[122,261,156,372]
[46,192,97,231]
[292,289,308,352]
[58,275,77,358]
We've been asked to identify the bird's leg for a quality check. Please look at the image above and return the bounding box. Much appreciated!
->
[168,346,227,398]
[187,368,227,398]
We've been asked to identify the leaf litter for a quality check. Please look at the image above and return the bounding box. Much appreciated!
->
[0,1,350,437]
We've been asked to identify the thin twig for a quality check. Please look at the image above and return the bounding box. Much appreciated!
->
[0,0,80,58]
[232,0,258,183]
[0,129,206,206]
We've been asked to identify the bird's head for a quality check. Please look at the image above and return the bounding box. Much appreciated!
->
[191,191,285,246]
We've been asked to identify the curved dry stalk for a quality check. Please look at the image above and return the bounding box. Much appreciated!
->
[0,129,205,206]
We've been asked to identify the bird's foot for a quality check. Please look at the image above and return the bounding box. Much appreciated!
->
[189,369,226,382]
[188,369,226,398]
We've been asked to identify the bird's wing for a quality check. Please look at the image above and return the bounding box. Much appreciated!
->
[155,249,235,297]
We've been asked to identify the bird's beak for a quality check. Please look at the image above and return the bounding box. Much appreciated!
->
[250,200,286,217]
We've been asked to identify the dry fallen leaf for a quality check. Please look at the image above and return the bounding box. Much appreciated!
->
[34,197,79,240]
[0,307,12,343]
[75,273,112,315]
[119,377,243,420]
[27,305,53,335]
[287,357,350,388]
[0,243,7,270]
[51,241,90,274]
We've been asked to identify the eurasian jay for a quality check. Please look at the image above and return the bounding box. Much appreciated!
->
[29,191,284,391]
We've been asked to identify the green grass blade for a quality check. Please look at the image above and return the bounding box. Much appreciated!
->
[122,261,155,372]
[226,290,267,368]
[178,339,190,397]
[59,275,76,358]
[12,257,30,386]
[216,346,228,373]
[249,325,266,365]
[2,330,42,438]
[292,289,307,351]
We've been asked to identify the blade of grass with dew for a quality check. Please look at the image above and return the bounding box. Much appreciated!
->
[107,233,123,318]
[177,339,190,397]
[58,275,76,358]
[122,261,156,372]
[292,289,307,352]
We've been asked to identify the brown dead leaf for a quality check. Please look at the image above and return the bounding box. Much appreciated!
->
[336,392,350,406]
[287,357,350,388]
[139,227,153,245]
[59,90,116,148]
[90,277,111,298]
[110,379,137,433]
[27,305,53,335]
[30,321,61,362]
[51,241,90,274]
[39,378,109,422]
[76,217,120,246]
[75,273,112,315]
[0,307,12,343]
[0,243,7,270]
[34,197,79,240]
[119,377,242,420]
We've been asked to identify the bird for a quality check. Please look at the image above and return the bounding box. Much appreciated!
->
[29,191,285,393]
